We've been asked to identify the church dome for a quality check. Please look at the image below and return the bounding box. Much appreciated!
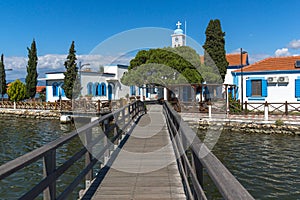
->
[174,28,183,34]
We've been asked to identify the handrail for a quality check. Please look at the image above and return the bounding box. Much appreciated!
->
[163,101,254,200]
[0,100,146,200]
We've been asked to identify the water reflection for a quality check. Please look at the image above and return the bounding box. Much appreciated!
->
[197,129,300,200]
[0,117,84,199]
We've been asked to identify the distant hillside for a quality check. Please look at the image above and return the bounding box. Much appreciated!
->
[7,78,46,86]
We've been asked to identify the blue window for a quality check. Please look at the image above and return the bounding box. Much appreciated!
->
[295,79,300,99]
[92,83,97,96]
[58,83,65,97]
[97,83,102,96]
[100,83,106,96]
[87,82,93,95]
[246,78,267,100]
[52,82,58,97]
[130,86,136,96]
[93,83,99,96]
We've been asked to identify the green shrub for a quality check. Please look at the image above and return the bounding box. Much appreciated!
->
[275,119,284,126]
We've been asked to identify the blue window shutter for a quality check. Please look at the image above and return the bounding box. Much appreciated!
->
[246,80,252,97]
[97,84,101,96]
[52,82,57,96]
[103,83,106,96]
[295,79,300,97]
[261,79,268,97]
[92,83,96,96]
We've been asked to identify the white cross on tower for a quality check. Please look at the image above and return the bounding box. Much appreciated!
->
[176,21,182,29]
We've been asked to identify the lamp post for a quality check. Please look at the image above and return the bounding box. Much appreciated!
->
[240,48,247,110]
[78,61,90,93]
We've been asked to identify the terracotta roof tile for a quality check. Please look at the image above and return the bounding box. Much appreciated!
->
[36,86,46,93]
[226,53,248,66]
[233,55,300,73]
[200,53,248,67]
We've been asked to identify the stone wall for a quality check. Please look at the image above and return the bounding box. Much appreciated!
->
[0,109,60,119]
[188,120,300,136]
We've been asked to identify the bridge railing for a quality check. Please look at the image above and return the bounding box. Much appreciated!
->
[0,100,146,200]
[163,101,254,200]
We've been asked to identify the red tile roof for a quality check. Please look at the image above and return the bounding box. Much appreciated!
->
[226,53,248,66]
[233,55,300,73]
[200,53,248,67]
[36,86,46,93]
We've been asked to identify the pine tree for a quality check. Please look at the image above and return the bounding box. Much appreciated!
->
[62,41,80,99]
[203,19,228,82]
[0,54,6,99]
[25,39,38,99]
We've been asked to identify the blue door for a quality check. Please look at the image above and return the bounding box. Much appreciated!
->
[108,85,112,100]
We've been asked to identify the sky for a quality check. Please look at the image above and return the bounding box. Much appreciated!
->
[1,0,300,79]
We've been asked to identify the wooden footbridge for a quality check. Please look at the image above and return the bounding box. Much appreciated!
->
[0,101,254,200]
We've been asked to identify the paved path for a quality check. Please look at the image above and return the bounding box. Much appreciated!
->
[91,105,186,200]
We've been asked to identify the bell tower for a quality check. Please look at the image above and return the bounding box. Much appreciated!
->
[171,21,186,48]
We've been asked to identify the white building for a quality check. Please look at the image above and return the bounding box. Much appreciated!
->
[81,65,130,101]
[39,72,69,102]
[40,65,131,102]
[231,55,300,104]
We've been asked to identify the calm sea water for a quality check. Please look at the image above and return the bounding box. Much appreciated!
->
[197,129,300,200]
[1,117,300,199]
[0,117,85,199]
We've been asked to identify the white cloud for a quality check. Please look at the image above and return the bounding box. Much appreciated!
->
[288,39,300,49]
[3,54,132,80]
[275,48,291,57]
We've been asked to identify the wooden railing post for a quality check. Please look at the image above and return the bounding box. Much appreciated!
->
[84,128,93,189]
[192,151,203,187]
[285,101,288,115]
[244,101,248,114]
[264,101,269,121]
[97,100,101,113]
[103,119,110,164]
[43,150,56,200]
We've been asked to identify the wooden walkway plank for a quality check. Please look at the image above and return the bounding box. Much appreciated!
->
[91,105,186,200]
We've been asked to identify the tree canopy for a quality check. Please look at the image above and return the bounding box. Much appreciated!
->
[25,39,38,99]
[7,79,26,102]
[123,46,202,86]
[62,41,80,99]
[122,46,221,86]
[203,19,228,82]
[0,54,6,98]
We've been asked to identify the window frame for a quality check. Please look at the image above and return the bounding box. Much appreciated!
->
[246,77,267,101]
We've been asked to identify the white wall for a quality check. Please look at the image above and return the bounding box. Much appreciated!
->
[236,73,299,103]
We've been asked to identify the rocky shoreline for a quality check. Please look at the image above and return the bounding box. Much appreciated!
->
[0,109,61,119]
[187,120,300,136]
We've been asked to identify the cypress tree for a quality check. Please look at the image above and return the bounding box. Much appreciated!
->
[62,41,80,99]
[0,54,6,99]
[203,19,228,82]
[25,39,38,99]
